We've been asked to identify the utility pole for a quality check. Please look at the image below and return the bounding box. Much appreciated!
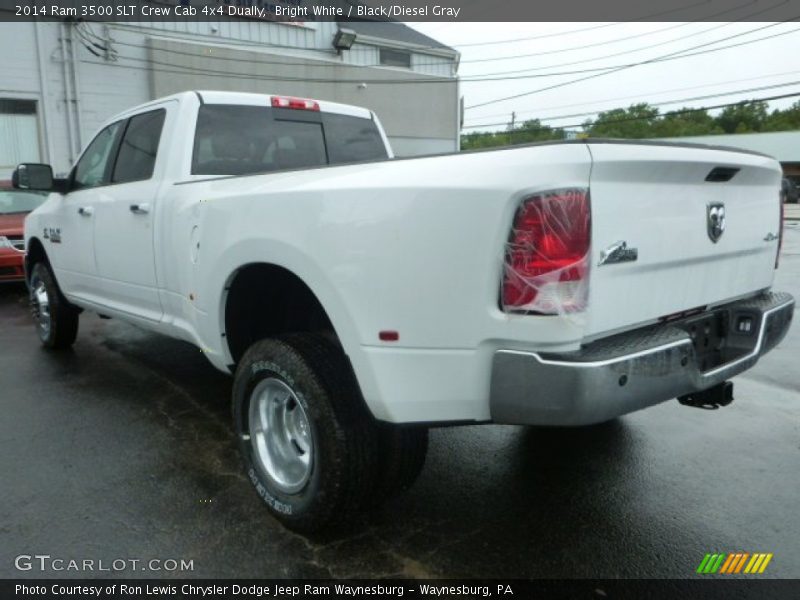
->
[509,111,516,130]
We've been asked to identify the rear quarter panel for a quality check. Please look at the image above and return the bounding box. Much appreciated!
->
[173,144,593,420]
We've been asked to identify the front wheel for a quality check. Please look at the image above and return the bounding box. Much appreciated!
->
[232,333,380,532]
[29,262,79,349]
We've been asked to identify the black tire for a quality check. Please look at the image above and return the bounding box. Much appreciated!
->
[232,333,379,532]
[29,262,79,349]
[370,424,428,506]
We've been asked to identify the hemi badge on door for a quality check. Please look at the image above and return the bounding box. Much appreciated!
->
[598,240,638,266]
[43,227,61,243]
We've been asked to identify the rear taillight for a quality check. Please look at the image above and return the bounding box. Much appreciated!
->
[776,191,784,269]
[502,188,590,314]
[271,95,320,111]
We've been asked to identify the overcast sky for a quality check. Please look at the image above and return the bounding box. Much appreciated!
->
[409,21,800,133]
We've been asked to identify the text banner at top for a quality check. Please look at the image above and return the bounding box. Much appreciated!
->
[0,0,798,22]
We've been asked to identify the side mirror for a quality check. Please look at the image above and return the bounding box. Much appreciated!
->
[12,163,54,191]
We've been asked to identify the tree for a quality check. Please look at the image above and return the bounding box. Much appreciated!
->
[584,103,659,138]
[716,101,768,134]
[763,100,800,132]
[653,107,722,137]
[461,98,799,151]
[461,119,563,150]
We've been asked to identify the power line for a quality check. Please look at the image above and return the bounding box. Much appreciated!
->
[458,0,777,65]
[464,0,784,78]
[101,21,457,64]
[464,20,799,109]
[96,25,454,71]
[87,52,455,84]
[462,25,800,83]
[105,22,693,72]
[82,0,713,56]
[93,0,766,73]
[462,80,800,129]
[461,91,800,136]
[466,69,800,121]
[428,0,708,43]
[91,24,800,86]
[452,23,649,48]
[457,21,699,57]
[446,0,711,47]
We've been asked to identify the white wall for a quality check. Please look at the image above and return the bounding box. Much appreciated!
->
[0,20,458,179]
[0,113,41,170]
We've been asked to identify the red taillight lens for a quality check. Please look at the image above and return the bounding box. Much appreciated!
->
[271,96,320,111]
[502,188,591,314]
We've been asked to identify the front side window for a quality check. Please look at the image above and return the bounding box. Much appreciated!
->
[112,109,166,183]
[73,121,123,189]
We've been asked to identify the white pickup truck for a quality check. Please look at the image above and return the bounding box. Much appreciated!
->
[16,91,794,531]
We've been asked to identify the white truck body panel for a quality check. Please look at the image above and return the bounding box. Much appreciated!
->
[585,143,781,338]
[24,91,789,425]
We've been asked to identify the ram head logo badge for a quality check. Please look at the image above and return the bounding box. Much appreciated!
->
[707,202,726,243]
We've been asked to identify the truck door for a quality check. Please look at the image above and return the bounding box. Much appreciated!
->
[93,106,170,322]
[49,120,125,301]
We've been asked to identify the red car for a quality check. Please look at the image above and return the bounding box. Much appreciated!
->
[0,184,49,282]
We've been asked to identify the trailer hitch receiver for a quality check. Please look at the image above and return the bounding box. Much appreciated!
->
[678,381,734,410]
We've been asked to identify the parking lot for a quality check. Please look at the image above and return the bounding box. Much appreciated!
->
[1,224,798,580]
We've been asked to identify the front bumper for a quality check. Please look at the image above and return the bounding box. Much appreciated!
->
[490,291,795,426]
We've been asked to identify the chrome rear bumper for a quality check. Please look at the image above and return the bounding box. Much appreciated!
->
[490,292,794,426]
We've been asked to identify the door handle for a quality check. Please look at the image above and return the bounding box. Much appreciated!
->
[129,203,151,215]
[78,206,93,216]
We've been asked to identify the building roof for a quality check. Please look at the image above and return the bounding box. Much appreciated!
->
[342,21,456,54]
[654,130,800,163]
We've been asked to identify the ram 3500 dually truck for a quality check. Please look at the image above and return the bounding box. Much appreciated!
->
[16,91,794,531]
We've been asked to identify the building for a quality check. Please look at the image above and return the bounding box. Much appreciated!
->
[0,17,460,179]
[655,130,800,186]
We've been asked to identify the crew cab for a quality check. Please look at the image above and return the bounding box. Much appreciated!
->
[16,91,794,531]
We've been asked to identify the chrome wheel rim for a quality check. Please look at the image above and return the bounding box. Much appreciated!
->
[248,378,313,494]
[30,276,51,339]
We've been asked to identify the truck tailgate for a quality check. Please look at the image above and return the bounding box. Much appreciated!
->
[585,142,782,339]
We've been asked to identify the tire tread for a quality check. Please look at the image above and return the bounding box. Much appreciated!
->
[31,262,78,349]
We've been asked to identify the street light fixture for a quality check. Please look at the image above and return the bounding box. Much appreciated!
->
[333,28,357,53]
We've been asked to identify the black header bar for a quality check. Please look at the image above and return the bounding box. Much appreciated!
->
[0,0,797,22]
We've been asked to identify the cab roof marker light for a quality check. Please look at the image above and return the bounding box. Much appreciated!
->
[271,96,320,112]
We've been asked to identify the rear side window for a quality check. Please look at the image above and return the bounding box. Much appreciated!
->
[112,109,166,183]
[324,113,388,164]
[192,104,387,176]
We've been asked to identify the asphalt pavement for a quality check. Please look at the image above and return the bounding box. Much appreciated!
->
[1,225,799,580]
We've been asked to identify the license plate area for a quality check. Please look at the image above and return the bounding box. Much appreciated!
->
[677,308,762,372]
[682,311,728,372]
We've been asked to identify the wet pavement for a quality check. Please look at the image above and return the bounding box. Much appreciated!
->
[2,224,799,580]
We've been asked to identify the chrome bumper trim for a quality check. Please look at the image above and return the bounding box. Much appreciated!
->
[490,292,794,426]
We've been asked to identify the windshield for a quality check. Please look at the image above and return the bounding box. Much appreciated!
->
[0,190,48,215]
